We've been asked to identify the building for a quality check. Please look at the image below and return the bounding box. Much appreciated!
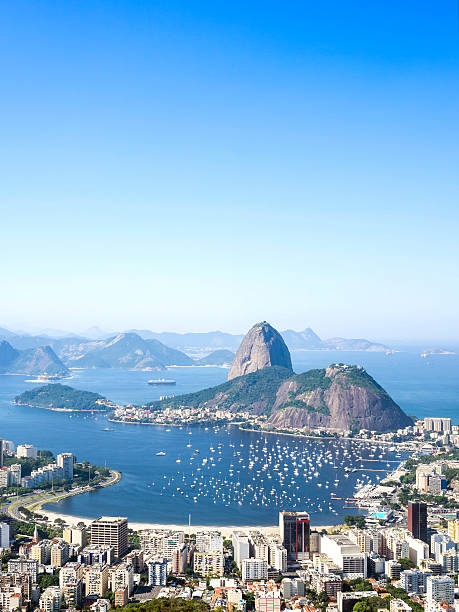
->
[39,586,61,612]
[241,558,268,582]
[424,418,451,433]
[279,511,311,562]
[385,560,402,580]
[56,453,74,480]
[60,578,83,608]
[109,563,134,596]
[0,523,10,549]
[439,550,459,574]
[408,502,427,543]
[195,531,223,554]
[51,540,70,567]
[193,552,224,577]
[172,542,188,574]
[426,576,455,605]
[91,599,111,612]
[447,519,459,544]
[84,563,109,597]
[63,525,87,548]
[320,534,366,578]
[7,558,38,583]
[147,558,167,586]
[31,540,53,564]
[114,586,129,608]
[232,531,250,568]
[390,600,412,612]
[255,593,281,612]
[90,517,128,558]
[406,536,429,566]
[16,444,37,459]
[400,569,432,594]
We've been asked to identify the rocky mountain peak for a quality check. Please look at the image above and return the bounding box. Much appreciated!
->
[227,321,293,381]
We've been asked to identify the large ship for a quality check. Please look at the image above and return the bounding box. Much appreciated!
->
[148,378,176,386]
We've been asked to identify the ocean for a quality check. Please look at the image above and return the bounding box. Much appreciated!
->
[0,349,457,526]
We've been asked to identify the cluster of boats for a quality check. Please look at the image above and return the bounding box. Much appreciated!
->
[149,430,406,518]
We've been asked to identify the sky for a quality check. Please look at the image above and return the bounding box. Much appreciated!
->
[1,1,458,342]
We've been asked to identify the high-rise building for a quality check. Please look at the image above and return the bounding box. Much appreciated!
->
[408,502,427,543]
[90,517,128,558]
[426,576,455,605]
[232,531,250,568]
[279,511,311,561]
[57,453,74,480]
[241,558,268,582]
[193,552,224,577]
[447,519,459,544]
[147,559,167,586]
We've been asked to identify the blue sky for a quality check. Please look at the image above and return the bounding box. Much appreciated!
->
[1,1,458,341]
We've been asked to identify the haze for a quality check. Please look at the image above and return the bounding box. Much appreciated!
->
[1,1,458,342]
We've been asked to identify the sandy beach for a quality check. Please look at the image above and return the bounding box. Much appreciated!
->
[38,509,334,538]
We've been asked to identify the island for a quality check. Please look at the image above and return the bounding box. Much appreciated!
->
[14,383,116,412]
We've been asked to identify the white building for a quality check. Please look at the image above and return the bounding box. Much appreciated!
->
[39,587,61,612]
[195,531,223,554]
[232,531,250,569]
[16,444,37,459]
[0,523,10,549]
[241,558,268,582]
[426,576,455,606]
[320,534,366,579]
[57,453,74,480]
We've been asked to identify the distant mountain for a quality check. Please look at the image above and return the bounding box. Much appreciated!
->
[196,350,235,366]
[0,326,16,339]
[67,332,193,369]
[129,330,244,351]
[0,340,69,376]
[281,328,324,349]
[228,321,292,380]
[148,363,412,433]
[324,337,394,352]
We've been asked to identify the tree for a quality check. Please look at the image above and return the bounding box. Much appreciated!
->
[353,601,372,612]
[399,558,415,571]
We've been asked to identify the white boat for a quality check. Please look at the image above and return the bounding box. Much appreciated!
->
[156,451,166,456]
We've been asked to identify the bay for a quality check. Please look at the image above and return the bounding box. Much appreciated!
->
[0,350,457,527]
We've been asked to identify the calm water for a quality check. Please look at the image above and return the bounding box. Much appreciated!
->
[0,350,458,526]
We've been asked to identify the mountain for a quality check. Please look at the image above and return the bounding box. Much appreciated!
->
[0,341,69,376]
[267,364,411,431]
[324,337,394,352]
[197,350,235,366]
[67,332,193,369]
[147,363,411,433]
[228,321,292,381]
[281,328,324,349]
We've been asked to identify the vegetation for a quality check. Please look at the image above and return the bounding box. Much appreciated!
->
[353,598,389,612]
[143,366,292,416]
[344,515,366,529]
[399,557,415,570]
[343,578,374,592]
[14,384,109,411]
[384,584,423,612]
[37,573,59,588]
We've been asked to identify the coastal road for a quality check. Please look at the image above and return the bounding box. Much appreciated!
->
[4,469,121,522]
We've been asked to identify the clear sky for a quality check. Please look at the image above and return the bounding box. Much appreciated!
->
[1,1,458,341]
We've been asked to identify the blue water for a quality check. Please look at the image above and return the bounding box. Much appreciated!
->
[0,350,457,526]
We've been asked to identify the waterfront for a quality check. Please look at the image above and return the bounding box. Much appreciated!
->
[0,350,458,526]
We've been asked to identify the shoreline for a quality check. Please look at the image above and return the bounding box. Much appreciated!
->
[14,402,111,413]
[34,508,336,537]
